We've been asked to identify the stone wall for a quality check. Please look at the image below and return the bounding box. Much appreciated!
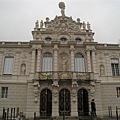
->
[0,83,27,116]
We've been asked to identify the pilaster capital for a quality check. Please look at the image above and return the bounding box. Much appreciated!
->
[53,45,58,51]
[70,45,75,51]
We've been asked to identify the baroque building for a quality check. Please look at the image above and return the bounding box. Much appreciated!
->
[0,2,120,119]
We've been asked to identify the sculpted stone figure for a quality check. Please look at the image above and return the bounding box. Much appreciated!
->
[21,63,26,75]
[100,65,105,75]
[40,20,43,28]
[61,56,68,71]
[35,20,39,28]
[59,2,65,16]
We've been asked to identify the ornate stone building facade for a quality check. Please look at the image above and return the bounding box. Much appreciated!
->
[0,2,120,119]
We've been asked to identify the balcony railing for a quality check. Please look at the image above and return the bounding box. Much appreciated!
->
[39,71,91,80]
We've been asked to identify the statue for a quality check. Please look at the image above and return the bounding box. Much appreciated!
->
[100,65,105,75]
[83,21,86,30]
[59,2,65,16]
[21,63,26,75]
[61,56,68,71]
[87,22,91,30]
[35,20,39,28]
[40,20,43,28]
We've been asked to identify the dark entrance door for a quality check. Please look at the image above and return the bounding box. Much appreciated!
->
[40,89,52,116]
[78,89,89,116]
[59,89,71,116]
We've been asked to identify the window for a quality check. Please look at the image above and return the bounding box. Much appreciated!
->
[60,37,67,42]
[111,58,119,76]
[1,87,8,98]
[3,57,14,75]
[75,53,85,72]
[75,37,81,43]
[42,52,52,71]
[116,87,120,98]
[45,37,52,42]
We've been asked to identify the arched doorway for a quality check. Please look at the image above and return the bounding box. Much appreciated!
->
[78,89,89,116]
[40,89,52,116]
[59,89,71,116]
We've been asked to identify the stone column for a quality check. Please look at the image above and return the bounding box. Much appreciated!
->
[52,86,59,116]
[86,50,91,72]
[36,47,42,72]
[70,45,75,71]
[14,51,20,75]
[53,45,58,72]
[30,48,36,73]
[92,50,97,73]
[71,86,78,116]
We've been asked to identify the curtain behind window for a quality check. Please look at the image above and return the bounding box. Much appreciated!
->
[75,53,85,72]
[42,52,52,72]
[3,57,14,74]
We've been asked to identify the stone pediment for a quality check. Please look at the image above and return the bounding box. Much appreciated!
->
[44,16,81,34]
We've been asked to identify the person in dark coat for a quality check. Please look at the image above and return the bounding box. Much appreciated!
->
[91,99,96,116]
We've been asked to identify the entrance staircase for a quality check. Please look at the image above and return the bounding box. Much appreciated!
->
[38,116,98,120]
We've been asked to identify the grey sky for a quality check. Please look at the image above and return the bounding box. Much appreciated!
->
[0,0,120,44]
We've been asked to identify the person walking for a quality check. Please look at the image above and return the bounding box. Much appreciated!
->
[91,99,96,116]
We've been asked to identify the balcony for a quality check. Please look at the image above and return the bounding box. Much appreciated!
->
[38,71,92,81]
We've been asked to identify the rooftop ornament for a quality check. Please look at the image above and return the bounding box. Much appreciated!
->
[59,2,65,17]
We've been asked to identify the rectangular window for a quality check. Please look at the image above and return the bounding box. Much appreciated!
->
[3,57,14,75]
[111,58,119,76]
[1,87,8,98]
[116,87,120,98]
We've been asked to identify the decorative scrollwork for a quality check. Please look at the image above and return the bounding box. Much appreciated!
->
[76,73,90,80]
[39,73,52,79]
[58,72,72,79]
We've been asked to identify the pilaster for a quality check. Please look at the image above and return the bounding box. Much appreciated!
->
[52,86,59,116]
[104,53,111,76]
[86,49,91,72]
[71,85,78,116]
[36,47,42,72]
[92,49,97,73]
[30,48,36,73]
[0,51,4,75]
[70,45,75,71]
[14,51,20,75]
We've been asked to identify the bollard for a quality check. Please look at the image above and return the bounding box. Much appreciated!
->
[11,108,13,120]
[2,107,5,120]
[116,107,118,120]
[16,107,19,118]
[34,112,36,120]
[7,108,9,120]
[13,108,15,119]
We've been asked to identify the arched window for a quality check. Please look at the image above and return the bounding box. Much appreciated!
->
[75,37,82,43]
[42,52,52,71]
[45,37,52,42]
[75,53,85,72]
[60,37,67,42]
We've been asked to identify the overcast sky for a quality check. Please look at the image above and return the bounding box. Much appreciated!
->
[0,0,120,44]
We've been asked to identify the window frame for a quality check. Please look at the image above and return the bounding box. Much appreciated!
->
[3,56,14,75]
[111,58,119,76]
[1,87,8,98]
[42,52,53,72]
[74,53,85,72]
